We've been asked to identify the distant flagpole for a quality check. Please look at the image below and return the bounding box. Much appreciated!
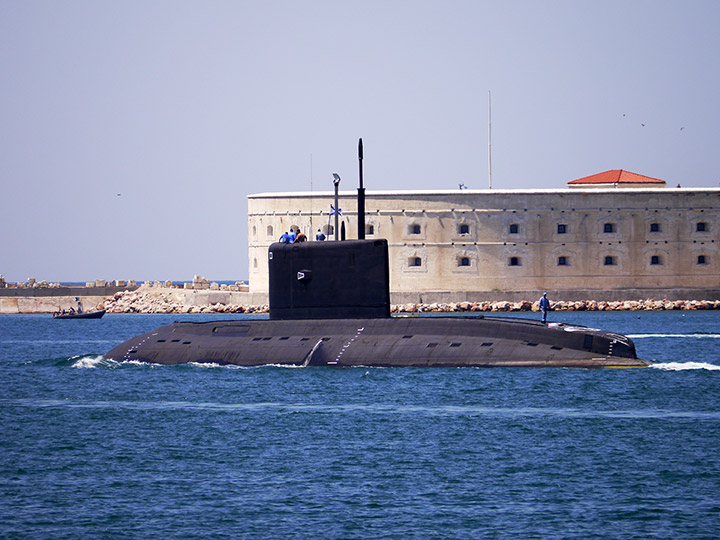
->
[488,90,492,189]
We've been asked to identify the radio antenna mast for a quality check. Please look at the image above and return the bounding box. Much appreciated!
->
[488,90,492,189]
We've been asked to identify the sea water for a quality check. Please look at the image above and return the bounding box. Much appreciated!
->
[1,311,718,539]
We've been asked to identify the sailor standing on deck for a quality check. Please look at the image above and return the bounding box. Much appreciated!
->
[539,292,551,323]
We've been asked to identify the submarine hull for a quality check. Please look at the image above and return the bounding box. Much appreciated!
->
[104,316,649,368]
[105,147,648,370]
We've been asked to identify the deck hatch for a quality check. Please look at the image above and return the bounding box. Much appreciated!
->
[212,325,251,337]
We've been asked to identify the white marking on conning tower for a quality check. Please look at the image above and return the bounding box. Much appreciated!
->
[333,327,365,365]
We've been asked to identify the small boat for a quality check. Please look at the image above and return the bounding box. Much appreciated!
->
[53,309,106,320]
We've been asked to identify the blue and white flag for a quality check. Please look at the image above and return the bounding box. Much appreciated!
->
[330,204,342,216]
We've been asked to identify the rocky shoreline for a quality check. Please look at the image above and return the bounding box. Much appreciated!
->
[102,287,720,314]
[103,288,268,314]
[392,299,720,313]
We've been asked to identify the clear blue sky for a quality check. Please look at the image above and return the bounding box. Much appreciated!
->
[2,0,718,283]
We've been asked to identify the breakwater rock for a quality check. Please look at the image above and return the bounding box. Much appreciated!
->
[393,299,720,313]
[103,287,268,314]
[103,287,719,314]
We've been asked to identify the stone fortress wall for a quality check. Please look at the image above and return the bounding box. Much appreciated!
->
[248,188,720,301]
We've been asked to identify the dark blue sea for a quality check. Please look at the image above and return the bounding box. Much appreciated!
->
[1,311,719,540]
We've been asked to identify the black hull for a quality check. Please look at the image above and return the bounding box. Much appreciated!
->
[104,315,648,368]
[53,309,106,320]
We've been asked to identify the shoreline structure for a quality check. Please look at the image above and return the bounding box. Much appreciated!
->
[99,287,720,314]
[1,277,718,314]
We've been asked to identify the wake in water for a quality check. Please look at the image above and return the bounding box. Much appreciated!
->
[71,355,121,369]
[72,357,305,370]
[64,355,720,371]
[629,333,720,339]
[649,362,720,371]
[70,355,162,369]
[186,361,306,369]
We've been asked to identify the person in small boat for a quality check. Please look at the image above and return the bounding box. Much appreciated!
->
[294,230,307,243]
[280,231,291,243]
[316,228,326,241]
[69,307,75,314]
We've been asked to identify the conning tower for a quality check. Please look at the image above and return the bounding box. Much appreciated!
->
[268,239,390,320]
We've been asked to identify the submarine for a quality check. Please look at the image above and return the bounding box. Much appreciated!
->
[105,141,649,369]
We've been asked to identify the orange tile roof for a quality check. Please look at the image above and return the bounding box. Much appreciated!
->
[568,170,665,185]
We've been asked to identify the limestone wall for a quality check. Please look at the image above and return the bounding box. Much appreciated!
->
[0,279,252,314]
[0,284,140,314]
[247,188,720,296]
[0,296,110,314]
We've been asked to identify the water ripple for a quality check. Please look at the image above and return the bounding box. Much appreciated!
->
[4,398,719,420]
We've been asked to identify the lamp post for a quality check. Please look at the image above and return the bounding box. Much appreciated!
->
[332,173,341,241]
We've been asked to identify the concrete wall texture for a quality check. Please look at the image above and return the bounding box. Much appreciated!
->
[248,188,720,297]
